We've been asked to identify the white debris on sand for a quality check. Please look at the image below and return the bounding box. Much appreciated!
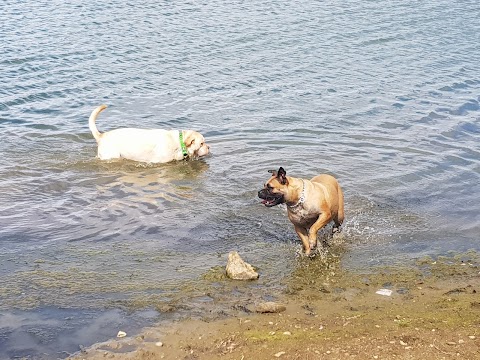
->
[375,289,393,296]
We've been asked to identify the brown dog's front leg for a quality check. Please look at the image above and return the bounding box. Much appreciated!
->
[308,212,332,250]
[294,225,311,255]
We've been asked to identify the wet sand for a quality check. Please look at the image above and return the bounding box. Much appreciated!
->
[69,252,479,360]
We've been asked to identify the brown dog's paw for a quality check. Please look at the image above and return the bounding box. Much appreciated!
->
[296,248,312,258]
[309,247,329,260]
[332,226,342,234]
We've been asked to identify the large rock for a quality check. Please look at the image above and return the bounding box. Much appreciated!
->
[226,251,259,280]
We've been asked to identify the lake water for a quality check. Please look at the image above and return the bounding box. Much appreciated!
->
[1,0,479,358]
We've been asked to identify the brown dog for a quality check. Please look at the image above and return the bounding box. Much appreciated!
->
[258,167,344,255]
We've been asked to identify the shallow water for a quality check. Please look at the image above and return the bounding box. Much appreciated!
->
[1,0,479,358]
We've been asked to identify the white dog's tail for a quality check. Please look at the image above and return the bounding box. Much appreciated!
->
[88,104,107,142]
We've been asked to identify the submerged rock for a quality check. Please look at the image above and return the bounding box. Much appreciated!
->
[226,251,259,280]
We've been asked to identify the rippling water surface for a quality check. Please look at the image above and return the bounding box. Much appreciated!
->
[1,0,479,358]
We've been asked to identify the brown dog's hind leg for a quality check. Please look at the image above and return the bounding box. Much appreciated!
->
[335,185,344,229]
[332,184,344,234]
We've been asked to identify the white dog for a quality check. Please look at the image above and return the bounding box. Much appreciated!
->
[88,105,210,163]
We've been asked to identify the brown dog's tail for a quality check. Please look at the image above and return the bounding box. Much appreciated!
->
[88,104,107,142]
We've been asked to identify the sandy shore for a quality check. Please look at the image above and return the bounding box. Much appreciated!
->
[69,253,479,360]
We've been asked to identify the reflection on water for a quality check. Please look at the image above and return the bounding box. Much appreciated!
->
[94,159,210,206]
[1,0,480,358]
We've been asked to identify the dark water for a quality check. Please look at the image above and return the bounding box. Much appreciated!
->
[1,0,479,358]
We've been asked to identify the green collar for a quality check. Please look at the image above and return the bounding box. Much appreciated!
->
[179,131,188,159]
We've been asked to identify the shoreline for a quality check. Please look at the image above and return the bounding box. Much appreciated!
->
[69,252,480,359]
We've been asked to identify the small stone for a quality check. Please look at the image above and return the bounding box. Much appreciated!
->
[458,339,465,344]
[254,302,286,313]
[446,341,457,346]
[117,331,127,338]
[469,336,476,340]
[109,342,120,350]
[155,342,163,347]
[283,331,291,336]
[225,251,259,280]
[399,341,407,346]
[274,351,286,357]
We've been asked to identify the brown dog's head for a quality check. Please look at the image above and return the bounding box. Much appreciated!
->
[258,167,289,207]
[184,130,210,158]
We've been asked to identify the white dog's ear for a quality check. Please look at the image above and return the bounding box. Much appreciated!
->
[183,131,196,147]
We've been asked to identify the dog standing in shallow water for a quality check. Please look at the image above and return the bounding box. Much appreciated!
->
[88,105,210,163]
[258,167,344,256]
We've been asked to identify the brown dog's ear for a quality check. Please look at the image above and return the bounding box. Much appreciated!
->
[277,167,288,185]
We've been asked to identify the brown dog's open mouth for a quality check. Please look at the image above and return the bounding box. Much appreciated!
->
[258,190,284,207]
[261,198,282,207]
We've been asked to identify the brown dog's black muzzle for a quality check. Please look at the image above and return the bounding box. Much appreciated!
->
[258,188,284,207]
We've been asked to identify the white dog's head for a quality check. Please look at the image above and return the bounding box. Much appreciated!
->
[183,130,210,158]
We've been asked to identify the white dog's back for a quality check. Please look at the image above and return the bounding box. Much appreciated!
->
[97,128,180,163]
